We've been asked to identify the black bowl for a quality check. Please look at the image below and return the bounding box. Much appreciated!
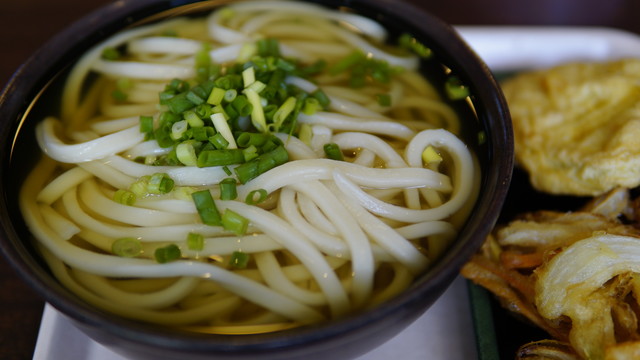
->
[0,0,513,359]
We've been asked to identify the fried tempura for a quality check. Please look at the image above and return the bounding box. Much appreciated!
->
[502,59,640,196]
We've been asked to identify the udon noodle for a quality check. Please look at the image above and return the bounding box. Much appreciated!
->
[19,0,479,333]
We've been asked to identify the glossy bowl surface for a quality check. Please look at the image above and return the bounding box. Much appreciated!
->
[0,0,513,359]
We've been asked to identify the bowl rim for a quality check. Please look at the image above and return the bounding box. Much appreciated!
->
[0,0,513,356]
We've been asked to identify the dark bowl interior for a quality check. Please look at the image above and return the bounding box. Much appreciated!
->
[0,0,513,359]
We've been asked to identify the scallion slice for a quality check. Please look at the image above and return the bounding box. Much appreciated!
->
[234,145,288,184]
[229,251,250,269]
[147,173,175,194]
[139,115,154,133]
[186,232,204,251]
[323,143,344,161]
[197,149,245,167]
[113,189,136,206]
[191,189,222,226]
[222,209,249,235]
[245,189,268,205]
[154,244,182,263]
[176,142,198,166]
[219,178,238,200]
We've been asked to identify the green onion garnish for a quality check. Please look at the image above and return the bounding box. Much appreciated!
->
[245,189,268,205]
[398,33,432,58]
[176,142,198,166]
[186,232,204,251]
[444,76,470,100]
[222,209,249,235]
[209,133,230,150]
[139,115,154,133]
[219,178,238,200]
[113,189,136,206]
[154,244,182,263]
[147,173,175,194]
[323,143,344,161]
[192,189,222,226]
[112,237,143,257]
[234,145,289,184]
[197,149,245,167]
[229,251,250,269]
[101,47,121,60]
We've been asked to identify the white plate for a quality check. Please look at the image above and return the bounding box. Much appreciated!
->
[31,26,640,360]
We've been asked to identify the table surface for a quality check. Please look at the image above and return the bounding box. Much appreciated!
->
[3,0,640,359]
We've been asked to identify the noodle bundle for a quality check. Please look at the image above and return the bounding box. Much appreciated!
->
[19,0,478,333]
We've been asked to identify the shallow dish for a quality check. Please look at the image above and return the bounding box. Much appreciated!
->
[0,1,512,359]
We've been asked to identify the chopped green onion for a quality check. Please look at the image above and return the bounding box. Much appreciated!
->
[192,189,222,226]
[207,87,226,105]
[245,80,266,94]
[445,76,470,100]
[276,58,296,72]
[197,149,245,167]
[302,97,320,115]
[211,112,238,149]
[257,38,280,57]
[195,44,212,81]
[312,89,330,108]
[167,93,195,114]
[171,120,188,140]
[245,189,268,205]
[219,178,238,200]
[244,88,267,132]
[222,166,232,176]
[231,95,253,117]
[222,209,249,235]
[330,51,365,75]
[148,173,175,194]
[191,126,214,141]
[139,115,154,133]
[398,33,432,58]
[376,93,392,107]
[224,89,237,102]
[112,237,142,258]
[272,96,297,130]
[194,103,213,119]
[129,176,150,197]
[229,251,250,269]
[242,145,259,162]
[298,123,312,145]
[184,110,204,128]
[323,143,344,161]
[154,244,182,263]
[209,133,230,149]
[101,47,120,60]
[113,189,136,206]
[176,142,198,166]
[187,232,204,251]
[234,145,289,184]
[261,69,285,100]
[237,43,257,63]
[236,132,270,148]
[242,67,256,88]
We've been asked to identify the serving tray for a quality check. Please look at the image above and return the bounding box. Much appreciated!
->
[32,26,640,360]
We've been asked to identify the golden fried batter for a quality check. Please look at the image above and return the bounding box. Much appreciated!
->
[502,59,640,196]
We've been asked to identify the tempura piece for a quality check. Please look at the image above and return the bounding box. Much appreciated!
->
[462,188,640,360]
[502,59,640,196]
